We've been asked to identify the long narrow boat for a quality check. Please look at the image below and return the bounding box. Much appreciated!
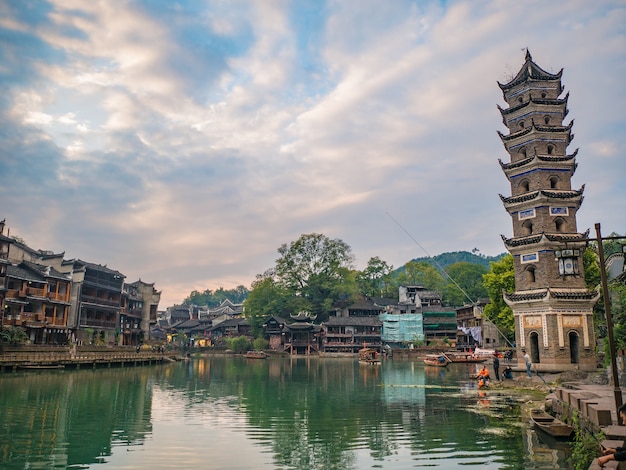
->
[442,352,487,364]
[424,354,449,367]
[530,409,573,438]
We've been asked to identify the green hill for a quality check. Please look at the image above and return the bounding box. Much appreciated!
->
[393,251,506,276]
[414,251,506,270]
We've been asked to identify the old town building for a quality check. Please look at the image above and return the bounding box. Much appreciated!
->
[0,219,161,345]
[497,51,598,371]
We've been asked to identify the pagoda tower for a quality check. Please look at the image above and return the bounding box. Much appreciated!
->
[497,50,599,372]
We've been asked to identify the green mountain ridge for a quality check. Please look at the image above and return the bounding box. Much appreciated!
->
[413,251,507,270]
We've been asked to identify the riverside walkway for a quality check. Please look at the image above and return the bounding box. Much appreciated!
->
[538,378,626,470]
[0,345,179,372]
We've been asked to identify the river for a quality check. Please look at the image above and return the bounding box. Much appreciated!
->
[0,355,572,469]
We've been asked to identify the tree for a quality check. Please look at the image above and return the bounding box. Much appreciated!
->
[356,256,395,297]
[395,261,445,292]
[185,285,249,307]
[442,262,489,307]
[275,233,355,290]
[482,254,515,339]
[244,275,294,336]
[274,233,356,322]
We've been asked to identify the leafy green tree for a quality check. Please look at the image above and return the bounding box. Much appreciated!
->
[275,233,355,289]
[274,233,356,322]
[441,262,489,307]
[395,261,445,292]
[355,256,395,297]
[583,246,601,290]
[244,274,294,336]
[482,254,515,339]
[185,285,249,307]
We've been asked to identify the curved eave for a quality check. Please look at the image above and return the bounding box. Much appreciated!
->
[499,119,573,143]
[504,287,600,306]
[499,150,579,179]
[498,93,569,117]
[498,126,532,142]
[498,52,563,91]
[503,289,548,303]
[500,187,585,209]
[501,230,590,249]
[501,233,544,248]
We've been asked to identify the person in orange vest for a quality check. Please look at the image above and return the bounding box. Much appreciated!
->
[477,365,490,380]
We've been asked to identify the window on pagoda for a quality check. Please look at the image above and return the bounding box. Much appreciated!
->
[541,92,547,98]
[555,217,565,232]
[522,220,533,236]
[519,121,525,129]
[549,176,559,189]
[520,179,530,192]
[544,116,550,125]
[519,147,527,158]
[525,266,536,283]
[547,144,554,155]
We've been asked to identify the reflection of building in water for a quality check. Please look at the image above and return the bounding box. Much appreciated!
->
[382,363,425,405]
[523,427,571,468]
[0,369,153,468]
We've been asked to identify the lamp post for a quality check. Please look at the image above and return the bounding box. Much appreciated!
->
[594,223,623,424]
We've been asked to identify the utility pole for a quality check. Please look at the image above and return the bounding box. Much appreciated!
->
[595,223,623,425]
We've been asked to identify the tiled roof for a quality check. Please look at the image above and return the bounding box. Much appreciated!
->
[498,50,563,91]
[7,264,44,282]
[504,290,548,302]
[324,317,382,326]
[500,187,583,205]
[498,93,568,116]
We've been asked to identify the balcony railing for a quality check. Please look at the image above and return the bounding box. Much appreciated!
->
[81,294,120,307]
[6,289,20,298]
[80,318,118,329]
[84,275,123,290]
[47,292,70,302]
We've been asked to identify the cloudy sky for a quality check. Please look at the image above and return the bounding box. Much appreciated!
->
[1,1,624,308]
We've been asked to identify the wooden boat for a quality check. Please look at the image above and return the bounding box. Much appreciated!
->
[358,347,381,365]
[246,351,269,359]
[423,354,449,367]
[443,352,487,364]
[530,409,573,438]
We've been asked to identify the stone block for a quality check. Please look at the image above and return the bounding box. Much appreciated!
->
[603,426,626,440]
[588,404,613,427]
[570,392,598,412]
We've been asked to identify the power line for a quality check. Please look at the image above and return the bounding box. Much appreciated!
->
[386,211,514,347]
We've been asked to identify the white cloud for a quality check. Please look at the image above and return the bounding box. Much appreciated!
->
[1,0,624,307]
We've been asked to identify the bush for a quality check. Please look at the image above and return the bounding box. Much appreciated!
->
[253,337,269,351]
[569,412,603,470]
[0,327,28,344]
[226,336,251,353]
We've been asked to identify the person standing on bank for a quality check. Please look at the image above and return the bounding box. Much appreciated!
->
[493,353,500,381]
[523,350,532,377]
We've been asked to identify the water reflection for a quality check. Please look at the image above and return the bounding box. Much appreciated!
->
[0,357,572,469]
[0,367,153,469]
